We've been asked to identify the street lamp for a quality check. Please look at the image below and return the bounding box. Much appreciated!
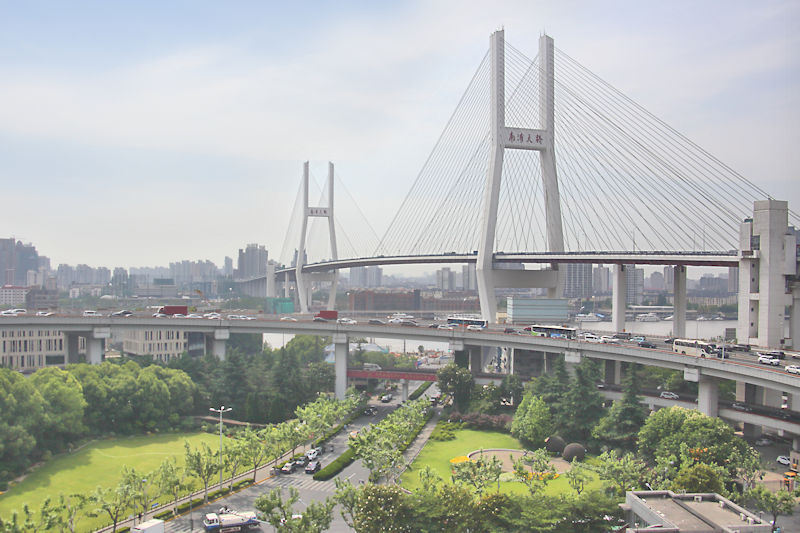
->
[209,405,232,490]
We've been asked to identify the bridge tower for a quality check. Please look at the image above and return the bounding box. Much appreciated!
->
[476,30,565,323]
[296,161,339,314]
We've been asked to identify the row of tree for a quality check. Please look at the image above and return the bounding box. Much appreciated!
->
[1,393,362,532]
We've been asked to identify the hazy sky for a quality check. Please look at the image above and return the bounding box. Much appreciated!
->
[1,1,798,269]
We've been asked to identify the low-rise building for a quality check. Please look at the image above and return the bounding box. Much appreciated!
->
[0,328,85,371]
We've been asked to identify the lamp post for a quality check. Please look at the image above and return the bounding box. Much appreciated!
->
[209,405,232,491]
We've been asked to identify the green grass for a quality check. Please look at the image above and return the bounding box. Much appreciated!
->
[0,432,219,530]
[399,429,605,496]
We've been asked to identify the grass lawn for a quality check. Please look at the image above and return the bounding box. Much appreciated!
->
[0,432,219,530]
[399,428,605,496]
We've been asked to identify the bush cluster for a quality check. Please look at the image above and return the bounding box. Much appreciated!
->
[447,411,512,431]
[313,448,356,481]
[408,381,433,401]
[430,420,461,441]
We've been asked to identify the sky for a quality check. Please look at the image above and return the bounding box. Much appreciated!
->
[1,0,798,269]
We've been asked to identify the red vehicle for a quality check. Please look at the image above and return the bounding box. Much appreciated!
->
[314,310,338,321]
[157,305,188,316]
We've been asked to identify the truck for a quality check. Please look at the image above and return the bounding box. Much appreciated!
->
[314,310,338,321]
[156,305,188,316]
[203,509,260,532]
[131,519,165,533]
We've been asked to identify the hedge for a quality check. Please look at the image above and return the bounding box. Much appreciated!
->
[153,509,173,520]
[313,447,356,481]
[175,497,205,514]
[408,381,433,401]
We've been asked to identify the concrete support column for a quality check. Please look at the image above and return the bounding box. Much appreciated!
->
[65,333,81,364]
[86,338,104,365]
[469,348,482,374]
[793,437,800,452]
[612,264,626,333]
[741,382,761,438]
[333,333,347,400]
[697,375,719,418]
[673,265,687,338]
[208,329,230,361]
[604,360,623,385]
[791,284,800,350]
[401,379,409,402]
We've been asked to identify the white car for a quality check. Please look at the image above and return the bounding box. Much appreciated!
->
[583,333,601,343]
[777,455,791,466]
[754,438,772,446]
[82,310,102,317]
[186,313,203,319]
[280,316,298,322]
[337,318,357,325]
[758,354,781,366]
[36,311,53,317]
[785,365,800,375]
[600,336,619,344]
[466,324,484,331]
[659,391,680,400]
[438,324,455,330]
[388,318,403,324]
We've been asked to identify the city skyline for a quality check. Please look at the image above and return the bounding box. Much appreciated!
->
[2,1,798,267]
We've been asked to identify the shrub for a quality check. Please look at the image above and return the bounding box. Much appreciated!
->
[430,420,461,441]
[232,478,253,490]
[176,498,205,514]
[408,382,433,401]
[153,509,173,520]
[448,411,512,431]
[313,448,356,481]
[545,435,566,455]
[562,443,586,462]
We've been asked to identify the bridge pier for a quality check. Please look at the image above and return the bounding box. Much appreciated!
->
[673,266,687,338]
[604,360,623,386]
[87,327,110,365]
[206,329,230,361]
[791,283,800,350]
[697,375,719,417]
[740,382,761,438]
[65,333,81,364]
[612,265,626,332]
[400,379,409,402]
[333,333,348,400]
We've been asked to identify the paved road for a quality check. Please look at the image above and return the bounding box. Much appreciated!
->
[165,384,437,532]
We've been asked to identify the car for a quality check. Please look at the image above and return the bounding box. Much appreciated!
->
[172,314,186,318]
[612,333,631,340]
[337,317,357,325]
[387,318,402,324]
[785,365,800,375]
[305,460,321,474]
[754,437,772,446]
[153,313,168,318]
[0,310,18,316]
[664,337,676,344]
[732,402,753,412]
[280,316,298,322]
[428,323,440,328]
[758,354,781,366]
[313,316,329,322]
[438,324,455,330]
[348,430,360,440]
[364,406,378,415]
[111,310,133,317]
[582,333,600,343]
[630,336,646,343]
[186,313,203,318]
[280,461,297,474]
[466,324,484,331]
[777,455,791,466]
[765,350,786,360]
[600,336,619,344]
[305,447,321,461]
[381,393,393,403]
[638,341,657,349]
[35,311,53,317]
[659,391,680,400]
[732,344,751,352]
[368,319,385,325]
[400,320,418,327]
[82,310,102,317]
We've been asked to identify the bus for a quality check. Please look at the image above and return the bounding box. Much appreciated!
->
[447,314,488,328]
[673,339,717,357]
[522,324,577,340]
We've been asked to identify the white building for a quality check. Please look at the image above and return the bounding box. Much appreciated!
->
[0,285,29,306]
[0,328,84,371]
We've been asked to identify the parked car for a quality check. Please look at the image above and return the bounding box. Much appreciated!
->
[758,354,781,366]
[754,437,772,446]
[381,394,393,403]
[659,391,679,400]
[305,447,321,461]
[777,455,791,466]
[280,461,297,474]
[305,461,321,474]
[785,365,800,375]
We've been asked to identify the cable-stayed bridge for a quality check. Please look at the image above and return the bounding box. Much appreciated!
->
[247,29,798,350]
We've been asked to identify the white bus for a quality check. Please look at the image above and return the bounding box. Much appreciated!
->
[523,324,577,340]
[673,339,717,357]
[447,314,488,328]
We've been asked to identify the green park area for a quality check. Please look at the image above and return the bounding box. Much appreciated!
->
[0,432,219,530]
[399,428,604,495]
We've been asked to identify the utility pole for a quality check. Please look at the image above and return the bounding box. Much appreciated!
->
[209,405,232,491]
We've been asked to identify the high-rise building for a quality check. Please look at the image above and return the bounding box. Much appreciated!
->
[648,271,665,291]
[462,264,477,291]
[223,256,233,276]
[593,266,611,294]
[236,244,268,279]
[625,266,644,304]
[366,266,382,288]
[564,263,592,298]
[663,266,675,293]
[728,266,739,294]
[436,268,456,291]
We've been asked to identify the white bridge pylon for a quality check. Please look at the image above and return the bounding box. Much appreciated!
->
[477,30,565,323]
[296,161,339,314]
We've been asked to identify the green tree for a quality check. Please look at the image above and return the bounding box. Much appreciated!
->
[91,481,134,533]
[499,373,524,406]
[255,486,335,533]
[565,458,591,495]
[59,493,92,533]
[592,450,648,496]
[451,454,503,496]
[223,437,246,490]
[511,449,557,496]
[745,485,796,530]
[184,441,219,503]
[29,367,87,451]
[436,364,474,412]
[510,392,553,448]
[671,463,724,493]
[555,358,604,442]
[120,465,160,523]
[240,427,271,481]
[156,458,187,517]
[591,369,648,450]
[351,484,412,533]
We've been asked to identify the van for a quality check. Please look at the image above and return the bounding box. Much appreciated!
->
[82,310,103,317]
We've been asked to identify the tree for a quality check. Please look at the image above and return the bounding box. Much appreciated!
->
[255,486,335,533]
[120,466,160,523]
[91,481,134,533]
[224,437,246,490]
[745,484,796,530]
[351,484,412,533]
[240,427,271,482]
[436,364,474,412]
[59,493,92,533]
[591,369,648,450]
[184,441,219,503]
[671,463,724,494]
[451,454,503,496]
[499,373,524,406]
[565,458,591,495]
[510,392,553,448]
[555,359,605,442]
[156,458,187,517]
[29,367,87,451]
[511,449,557,496]
[593,450,648,496]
